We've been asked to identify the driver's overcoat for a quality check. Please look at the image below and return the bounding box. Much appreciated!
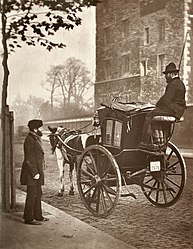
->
[156,77,186,119]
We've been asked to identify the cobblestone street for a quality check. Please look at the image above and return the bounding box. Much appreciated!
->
[15,140,193,249]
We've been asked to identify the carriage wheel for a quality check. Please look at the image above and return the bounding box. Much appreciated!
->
[77,145,121,218]
[141,142,186,207]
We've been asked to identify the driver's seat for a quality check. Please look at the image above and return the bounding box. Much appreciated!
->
[152,116,184,122]
[151,115,184,145]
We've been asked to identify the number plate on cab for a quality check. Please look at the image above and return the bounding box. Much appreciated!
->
[150,161,161,172]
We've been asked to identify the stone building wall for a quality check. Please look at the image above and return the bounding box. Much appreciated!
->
[95,0,141,108]
[95,0,193,109]
[95,76,140,107]
[184,0,193,103]
[139,0,185,103]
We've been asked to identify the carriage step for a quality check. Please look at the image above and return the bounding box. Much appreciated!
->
[121,193,136,199]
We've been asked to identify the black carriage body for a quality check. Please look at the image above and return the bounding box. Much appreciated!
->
[97,103,155,173]
[76,102,187,217]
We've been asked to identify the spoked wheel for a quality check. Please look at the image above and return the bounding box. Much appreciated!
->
[141,141,187,207]
[77,145,121,218]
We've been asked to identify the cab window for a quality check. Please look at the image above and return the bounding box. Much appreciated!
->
[104,119,122,147]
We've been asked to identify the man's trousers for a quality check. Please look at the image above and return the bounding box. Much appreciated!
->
[142,107,174,143]
[23,185,43,222]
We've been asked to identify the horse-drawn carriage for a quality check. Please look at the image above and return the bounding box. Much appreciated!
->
[49,100,186,218]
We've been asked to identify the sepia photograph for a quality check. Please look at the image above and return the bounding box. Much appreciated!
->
[1,0,193,248]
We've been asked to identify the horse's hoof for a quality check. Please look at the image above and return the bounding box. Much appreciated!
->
[57,192,63,197]
[69,190,74,195]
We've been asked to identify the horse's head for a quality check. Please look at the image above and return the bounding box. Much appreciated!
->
[48,126,63,153]
[48,125,57,145]
[48,125,70,153]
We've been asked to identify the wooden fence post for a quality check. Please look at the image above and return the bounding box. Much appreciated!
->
[10,111,15,209]
[1,106,15,211]
[4,105,11,211]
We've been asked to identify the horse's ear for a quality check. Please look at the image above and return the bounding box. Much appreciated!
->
[48,126,57,134]
[48,126,52,132]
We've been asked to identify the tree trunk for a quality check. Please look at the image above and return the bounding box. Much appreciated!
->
[1,0,10,211]
[1,0,9,109]
[51,91,54,118]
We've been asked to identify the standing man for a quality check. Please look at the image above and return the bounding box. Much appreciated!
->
[139,62,186,150]
[20,119,49,225]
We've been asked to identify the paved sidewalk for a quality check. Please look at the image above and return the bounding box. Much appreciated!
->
[179,148,193,158]
[0,190,136,249]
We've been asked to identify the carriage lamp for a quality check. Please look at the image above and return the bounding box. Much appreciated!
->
[92,111,100,127]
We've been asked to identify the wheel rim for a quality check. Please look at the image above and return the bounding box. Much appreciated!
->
[77,145,121,217]
[141,142,187,207]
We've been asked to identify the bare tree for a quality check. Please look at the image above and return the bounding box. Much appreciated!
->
[45,57,93,109]
[42,66,62,116]
[68,57,93,106]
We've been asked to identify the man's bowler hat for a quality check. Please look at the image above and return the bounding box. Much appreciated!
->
[163,62,179,74]
[28,119,43,130]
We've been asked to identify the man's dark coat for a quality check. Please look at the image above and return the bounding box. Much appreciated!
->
[20,132,44,185]
[156,77,186,119]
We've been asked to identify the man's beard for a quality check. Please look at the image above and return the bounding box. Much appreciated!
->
[35,130,43,137]
[166,77,172,83]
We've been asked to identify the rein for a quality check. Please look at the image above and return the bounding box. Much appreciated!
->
[78,120,93,131]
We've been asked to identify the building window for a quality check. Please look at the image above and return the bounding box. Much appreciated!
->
[158,19,165,41]
[121,54,130,75]
[158,54,165,76]
[144,27,150,44]
[104,27,111,45]
[140,60,147,76]
[122,18,130,38]
[104,59,111,79]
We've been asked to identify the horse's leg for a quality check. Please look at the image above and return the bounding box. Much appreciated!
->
[68,162,75,195]
[55,148,65,196]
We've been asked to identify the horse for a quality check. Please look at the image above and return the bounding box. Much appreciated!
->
[48,126,77,196]
[48,125,100,196]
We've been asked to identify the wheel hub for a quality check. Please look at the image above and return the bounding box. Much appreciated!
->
[91,175,101,185]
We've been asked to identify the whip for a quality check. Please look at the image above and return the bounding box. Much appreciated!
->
[178,31,189,71]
